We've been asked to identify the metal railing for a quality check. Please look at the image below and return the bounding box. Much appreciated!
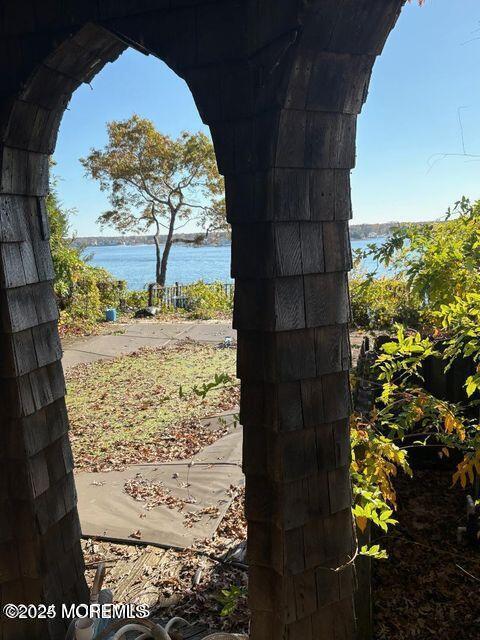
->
[147,281,234,308]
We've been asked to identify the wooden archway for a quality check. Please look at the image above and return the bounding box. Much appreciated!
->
[0,2,404,638]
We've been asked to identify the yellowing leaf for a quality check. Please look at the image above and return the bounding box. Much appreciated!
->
[356,516,368,534]
[444,413,455,433]
[466,380,477,397]
[413,406,424,422]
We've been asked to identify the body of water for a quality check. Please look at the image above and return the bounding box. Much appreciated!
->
[85,237,385,290]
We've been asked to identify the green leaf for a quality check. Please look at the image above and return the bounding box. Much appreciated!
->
[360,544,388,560]
[382,342,400,354]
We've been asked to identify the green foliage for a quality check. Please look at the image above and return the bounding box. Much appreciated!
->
[368,322,480,492]
[349,276,421,330]
[360,322,480,497]
[183,280,234,319]
[351,314,480,556]
[47,187,125,334]
[81,116,227,286]
[356,198,480,324]
[216,585,247,617]
[47,189,81,305]
[122,289,149,310]
[373,326,469,442]
[439,293,480,397]
[351,412,409,548]
[376,325,439,389]
[360,544,388,560]
[179,372,233,400]
[351,202,480,551]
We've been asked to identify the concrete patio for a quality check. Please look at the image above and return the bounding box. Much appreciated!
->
[62,321,237,369]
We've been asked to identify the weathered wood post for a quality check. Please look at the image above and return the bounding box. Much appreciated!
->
[187,2,405,637]
[229,103,358,640]
[0,25,125,640]
[0,146,90,640]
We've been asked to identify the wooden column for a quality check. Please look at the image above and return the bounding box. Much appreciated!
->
[202,3,405,637]
[0,170,89,640]
[0,25,125,640]
[228,118,355,639]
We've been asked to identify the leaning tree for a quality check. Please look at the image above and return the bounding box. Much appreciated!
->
[81,115,226,287]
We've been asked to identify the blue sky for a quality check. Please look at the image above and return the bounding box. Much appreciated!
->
[55,0,480,236]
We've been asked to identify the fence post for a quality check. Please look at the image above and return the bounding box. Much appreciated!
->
[148,283,155,307]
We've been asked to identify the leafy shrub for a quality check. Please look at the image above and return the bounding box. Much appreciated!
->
[375,325,480,480]
[351,414,409,550]
[438,293,480,400]
[352,197,480,330]
[95,273,127,309]
[47,187,125,334]
[349,276,421,330]
[183,280,233,319]
[57,265,126,335]
[350,200,480,554]
[122,289,149,310]
[351,324,480,556]
[216,585,247,617]
[356,197,480,324]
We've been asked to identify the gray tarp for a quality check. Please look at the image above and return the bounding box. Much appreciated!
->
[76,428,243,549]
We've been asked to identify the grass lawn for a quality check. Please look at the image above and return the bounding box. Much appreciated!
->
[66,342,238,471]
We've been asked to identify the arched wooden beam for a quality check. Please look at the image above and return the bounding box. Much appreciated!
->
[0,2,405,638]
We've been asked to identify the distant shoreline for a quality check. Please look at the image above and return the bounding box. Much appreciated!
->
[72,222,414,248]
[71,231,230,249]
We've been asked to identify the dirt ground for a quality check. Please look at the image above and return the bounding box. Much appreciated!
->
[373,469,480,639]
[82,488,249,634]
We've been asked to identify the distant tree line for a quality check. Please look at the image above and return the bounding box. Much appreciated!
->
[70,231,231,249]
[73,223,432,248]
[349,221,429,241]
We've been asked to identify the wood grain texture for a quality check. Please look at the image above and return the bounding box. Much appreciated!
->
[0,147,49,196]
[234,273,350,332]
[0,2,405,638]
[229,12,378,628]
[225,169,353,224]
[232,220,351,278]
[243,422,350,483]
[0,23,128,639]
[237,325,350,383]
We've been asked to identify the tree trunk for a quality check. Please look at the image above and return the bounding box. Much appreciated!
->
[155,209,176,288]
[153,233,163,286]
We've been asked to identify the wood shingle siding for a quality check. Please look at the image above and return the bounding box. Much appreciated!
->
[0,2,405,638]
